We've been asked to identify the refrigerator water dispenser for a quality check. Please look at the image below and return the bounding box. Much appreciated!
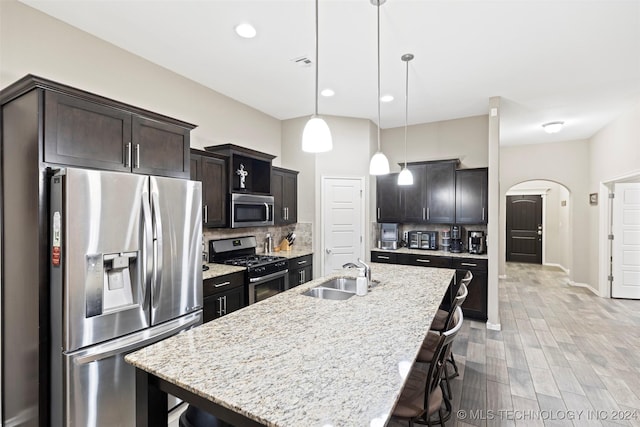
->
[103,252,137,313]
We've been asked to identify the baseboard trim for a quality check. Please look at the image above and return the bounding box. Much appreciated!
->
[544,262,570,274]
[486,322,501,331]
[568,280,601,296]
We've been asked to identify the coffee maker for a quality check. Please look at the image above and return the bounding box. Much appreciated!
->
[468,230,486,254]
[378,223,399,250]
[450,225,464,253]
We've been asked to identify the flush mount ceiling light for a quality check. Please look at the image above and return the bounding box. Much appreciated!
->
[380,94,394,103]
[369,0,390,175]
[235,23,256,39]
[302,0,332,153]
[321,88,335,97]
[542,121,564,134]
[397,53,414,186]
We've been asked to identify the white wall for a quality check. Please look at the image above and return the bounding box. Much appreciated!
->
[0,0,282,160]
[381,115,489,170]
[588,100,640,295]
[500,140,590,286]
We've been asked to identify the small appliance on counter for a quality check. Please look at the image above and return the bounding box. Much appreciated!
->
[408,231,439,250]
[450,225,465,253]
[441,229,451,252]
[468,230,486,254]
[378,223,399,250]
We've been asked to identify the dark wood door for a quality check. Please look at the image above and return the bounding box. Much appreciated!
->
[401,165,427,222]
[283,172,297,223]
[44,91,132,172]
[272,170,284,223]
[455,168,488,224]
[201,155,227,227]
[425,161,456,223]
[132,116,190,179]
[376,173,401,222]
[506,195,542,263]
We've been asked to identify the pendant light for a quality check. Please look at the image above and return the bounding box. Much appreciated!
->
[397,53,414,186]
[302,0,332,153]
[369,0,390,175]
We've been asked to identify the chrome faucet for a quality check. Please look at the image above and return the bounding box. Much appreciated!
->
[342,258,371,285]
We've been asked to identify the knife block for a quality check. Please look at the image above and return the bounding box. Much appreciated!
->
[275,239,290,252]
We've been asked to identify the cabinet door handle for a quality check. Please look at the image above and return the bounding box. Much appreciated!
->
[460,262,477,267]
[297,260,307,265]
[214,281,231,288]
[299,270,305,284]
[124,143,132,167]
[217,296,223,317]
[416,259,431,263]
[422,207,425,220]
[427,207,430,220]
[133,144,141,168]
[204,205,208,224]
[377,208,380,219]
[482,208,485,221]
[377,255,390,260]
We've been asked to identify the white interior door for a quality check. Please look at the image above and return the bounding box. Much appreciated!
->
[322,177,364,276]
[612,182,640,299]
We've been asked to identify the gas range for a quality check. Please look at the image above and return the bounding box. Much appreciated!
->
[209,236,288,280]
[209,236,290,305]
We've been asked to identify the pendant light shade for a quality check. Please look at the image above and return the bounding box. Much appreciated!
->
[398,53,414,186]
[302,0,332,153]
[302,115,332,152]
[370,151,390,175]
[368,0,390,175]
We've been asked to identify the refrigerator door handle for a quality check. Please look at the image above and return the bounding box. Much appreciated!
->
[72,313,201,365]
[141,191,153,305]
[151,191,163,309]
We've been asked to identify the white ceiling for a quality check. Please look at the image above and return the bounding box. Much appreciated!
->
[20,0,640,145]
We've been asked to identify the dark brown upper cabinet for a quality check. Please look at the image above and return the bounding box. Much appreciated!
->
[272,166,298,225]
[42,85,193,179]
[204,144,275,195]
[455,168,488,224]
[191,149,228,228]
[376,173,402,223]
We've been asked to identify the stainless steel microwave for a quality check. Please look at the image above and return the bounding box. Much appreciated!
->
[231,193,274,228]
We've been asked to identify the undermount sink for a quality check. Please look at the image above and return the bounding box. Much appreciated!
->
[302,277,381,300]
[302,287,355,300]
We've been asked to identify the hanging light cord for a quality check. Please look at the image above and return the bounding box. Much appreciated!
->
[404,55,409,168]
[314,0,319,117]
[376,0,382,151]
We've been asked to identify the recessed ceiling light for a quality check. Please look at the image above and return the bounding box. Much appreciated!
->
[321,88,335,97]
[542,121,564,134]
[235,23,256,39]
[380,94,394,103]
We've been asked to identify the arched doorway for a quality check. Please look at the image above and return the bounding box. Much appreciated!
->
[505,180,573,273]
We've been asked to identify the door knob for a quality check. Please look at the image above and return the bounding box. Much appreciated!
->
[326,248,332,254]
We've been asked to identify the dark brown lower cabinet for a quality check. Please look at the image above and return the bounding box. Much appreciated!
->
[288,254,313,287]
[203,271,247,323]
[371,251,488,321]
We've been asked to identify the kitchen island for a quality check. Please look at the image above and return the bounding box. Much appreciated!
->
[126,263,455,426]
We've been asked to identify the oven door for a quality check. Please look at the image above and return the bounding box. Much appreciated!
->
[248,270,289,304]
[231,193,274,228]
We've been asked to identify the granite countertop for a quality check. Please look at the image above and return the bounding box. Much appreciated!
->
[372,246,488,260]
[126,263,454,427]
[202,248,314,280]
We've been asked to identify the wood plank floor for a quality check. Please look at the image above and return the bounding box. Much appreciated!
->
[389,262,640,427]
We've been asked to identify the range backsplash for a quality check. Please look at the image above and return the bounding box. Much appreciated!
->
[203,222,312,257]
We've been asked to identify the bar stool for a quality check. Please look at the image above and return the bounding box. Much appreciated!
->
[179,405,234,427]
[392,307,463,426]
[430,270,472,333]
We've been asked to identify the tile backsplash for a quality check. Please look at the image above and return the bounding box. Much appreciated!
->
[370,222,487,248]
[203,222,312,257]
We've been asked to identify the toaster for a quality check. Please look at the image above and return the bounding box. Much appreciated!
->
[408,231,439,250]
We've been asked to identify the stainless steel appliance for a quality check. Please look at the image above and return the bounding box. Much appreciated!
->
[209,236,289,304]
[468,230,486,254]
[408,231,439,250]
[49,168,203,427]
[441,229,451,252]
[450,225,464,253]
[378,223,399,250]
[231,193,274,228]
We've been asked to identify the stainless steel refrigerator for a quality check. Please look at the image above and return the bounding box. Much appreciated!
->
[49,167,203,427]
